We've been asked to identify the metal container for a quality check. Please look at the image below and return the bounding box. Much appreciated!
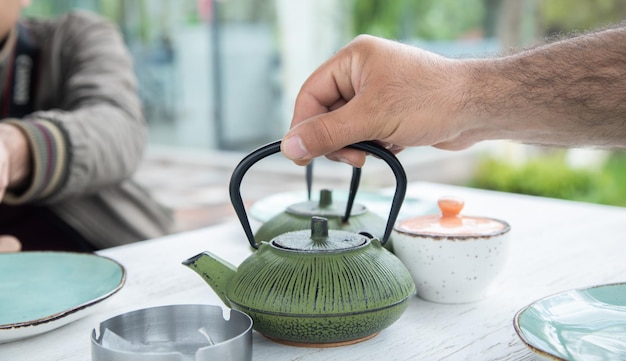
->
[91,304,252,361]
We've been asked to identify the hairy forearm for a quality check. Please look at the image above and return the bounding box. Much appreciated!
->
[466,26,626,148]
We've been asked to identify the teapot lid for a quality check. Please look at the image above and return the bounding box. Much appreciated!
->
[271,216,368,252]
[394,196,509,237]
[286,189,367,217]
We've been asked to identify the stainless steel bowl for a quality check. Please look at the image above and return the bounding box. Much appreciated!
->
[91,304,252,361]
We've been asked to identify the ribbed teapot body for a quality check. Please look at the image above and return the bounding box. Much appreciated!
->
[225,238,415,344]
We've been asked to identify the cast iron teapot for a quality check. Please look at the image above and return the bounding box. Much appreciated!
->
[255,152,393,249]
[183,141,415,346]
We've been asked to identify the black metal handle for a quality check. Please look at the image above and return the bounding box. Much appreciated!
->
[343,167,362,223]
[306,162,313,200]
[229,140,407,249]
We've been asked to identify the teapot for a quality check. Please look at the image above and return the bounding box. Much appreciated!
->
[254,148,392,250]
[183,141,415,346]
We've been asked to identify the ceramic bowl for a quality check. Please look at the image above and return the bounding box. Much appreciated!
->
[393,196,511,303]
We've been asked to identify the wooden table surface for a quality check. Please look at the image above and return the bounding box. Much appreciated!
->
[2,182,625,361]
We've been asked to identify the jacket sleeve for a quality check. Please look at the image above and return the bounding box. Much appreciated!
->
[5,11,147,204]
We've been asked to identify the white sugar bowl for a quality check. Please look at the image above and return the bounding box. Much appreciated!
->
[393,196,511,304]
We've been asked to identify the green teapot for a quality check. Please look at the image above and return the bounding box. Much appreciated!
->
[255,161,394,250]
[183,141,415,346]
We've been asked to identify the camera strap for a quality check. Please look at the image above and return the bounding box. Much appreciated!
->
[1,22,41,118]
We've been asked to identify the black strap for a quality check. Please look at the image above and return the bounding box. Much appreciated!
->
[2,22,40,118]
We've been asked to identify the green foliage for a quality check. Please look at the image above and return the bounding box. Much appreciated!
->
[352,0,484,40]
[22,2,66,18]
[469,151,626,206]
[539,0,626,34]
[351,0,626,41]
[23,0,107,19]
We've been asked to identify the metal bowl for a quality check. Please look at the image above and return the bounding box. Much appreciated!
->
[91,304,252,361]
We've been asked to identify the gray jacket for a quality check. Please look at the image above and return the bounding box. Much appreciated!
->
[0,11,175,248]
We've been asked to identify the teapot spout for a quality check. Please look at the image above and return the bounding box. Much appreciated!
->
[183,251,236,307]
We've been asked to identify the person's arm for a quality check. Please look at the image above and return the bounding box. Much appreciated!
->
[466,26,626,149]
[281,27,626,167]
[3,11,146,204]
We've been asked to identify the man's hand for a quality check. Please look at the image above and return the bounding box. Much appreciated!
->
[282,28,626,167]
[281,35,475,167]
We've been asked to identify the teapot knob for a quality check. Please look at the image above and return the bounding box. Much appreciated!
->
[311,216,329,241]
[319,190,332,208]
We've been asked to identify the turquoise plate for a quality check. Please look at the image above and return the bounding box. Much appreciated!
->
[514,282,626,361]
[0,251,125,343]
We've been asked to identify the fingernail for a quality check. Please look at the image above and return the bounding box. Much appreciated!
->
[338,157,359,168]
[327,152,362,167]
[282,135,309,160]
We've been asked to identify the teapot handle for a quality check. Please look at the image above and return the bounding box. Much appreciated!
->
[229,140,407,249]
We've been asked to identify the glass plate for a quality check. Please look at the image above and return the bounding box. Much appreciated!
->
[514,282,626,361]
[0,251,125,343]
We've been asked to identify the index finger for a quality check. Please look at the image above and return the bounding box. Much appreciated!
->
[291,49,358,128]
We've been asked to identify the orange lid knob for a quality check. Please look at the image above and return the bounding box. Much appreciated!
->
[438,197,464,218]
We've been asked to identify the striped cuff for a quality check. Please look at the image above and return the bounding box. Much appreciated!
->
[3,118,70,204]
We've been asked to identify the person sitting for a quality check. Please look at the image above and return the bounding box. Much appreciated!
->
[0,1,175,251]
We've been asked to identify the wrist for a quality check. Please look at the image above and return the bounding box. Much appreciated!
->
[3,118,71,204]
[456,56,545,143]
[444,59,506,140]
[0,122,32,190]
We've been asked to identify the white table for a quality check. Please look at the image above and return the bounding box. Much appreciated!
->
[2,182,626,361]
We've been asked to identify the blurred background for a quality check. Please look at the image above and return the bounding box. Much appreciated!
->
[23,0,626,230]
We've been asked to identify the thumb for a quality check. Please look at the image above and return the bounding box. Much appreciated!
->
[281,106,371,166]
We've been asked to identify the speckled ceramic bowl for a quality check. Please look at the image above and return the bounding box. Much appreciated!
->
[393,197,511,304]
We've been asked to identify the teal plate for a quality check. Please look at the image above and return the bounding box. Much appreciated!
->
[514,282,626,361]
[0,251,125,343]
[250,190,436,223]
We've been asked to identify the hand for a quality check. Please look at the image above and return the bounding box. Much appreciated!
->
[0,122,32,201]
[282,29,626,166]
[281,35,478,167]
[0,235,21,253]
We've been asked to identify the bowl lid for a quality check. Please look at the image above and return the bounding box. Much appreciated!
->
[271,216,368,252]
[394,196,509,237]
